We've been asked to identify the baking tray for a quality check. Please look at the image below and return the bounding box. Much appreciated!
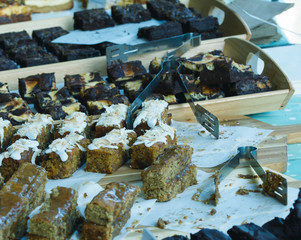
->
[1,36,294,119]
[0,0,250,90]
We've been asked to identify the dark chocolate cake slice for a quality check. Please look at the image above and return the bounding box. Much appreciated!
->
[262,217,286,240]
[227,222,279,240]
[191,229,231,240]
[283,188,301,239]
[111,4,151,24]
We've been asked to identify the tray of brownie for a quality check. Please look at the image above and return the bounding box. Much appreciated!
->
[0,0,250,86]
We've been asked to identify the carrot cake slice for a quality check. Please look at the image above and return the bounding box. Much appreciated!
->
[28,186,80,240]
[40,133,90,179]
[83,182,140,240]
[141,145,197,201]
[0,117,14,152]
[86,128,137,174]
[130,123,177,169]
[0,139,41,182]
[12,113,54,149]
[0,163,47,240]
[133,99,168,135]
[95,103,128,138]
[54,111,92,139]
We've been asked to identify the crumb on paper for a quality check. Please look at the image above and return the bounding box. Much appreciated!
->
[258,132,263,136]
[132,219,139,225]
[199,218,203,221]
[135,230,143,233]
[238,174,259,179]
[209,209,216,216]
[83,193,88,198]
[147,208,151,211]
[157,218,170,229]
[183,216,188,219]
[192,192,201,201]
[178,220,183,224]
[236,188,261,195]
[227,215,230,219]
[242,220,248,225]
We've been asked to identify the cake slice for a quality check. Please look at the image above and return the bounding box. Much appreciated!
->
[0,117,14,152]
[40,133,90,179]
[133,99,169,136]
[95,104,128,138]
[131,124,177,169]
[0,163,47,240]
[0,139,41,182]
[227,223,278,240]
[18,72,57,104]
[74,8,115,31]
[0,2,31,25]
[64,72,104,99]
[190,229,231,240]
[86,128,137,174]
[83,182,140,240]
[24,0,74,13]
[12,113,54,149]
[28,186,80,240]
[111,4,151,24]
[54,111,92,139]
[141,145,197,201]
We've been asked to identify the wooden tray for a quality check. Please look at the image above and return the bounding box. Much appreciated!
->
[0,0,250,89]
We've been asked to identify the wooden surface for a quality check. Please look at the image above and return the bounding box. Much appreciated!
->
[98,116,299,186]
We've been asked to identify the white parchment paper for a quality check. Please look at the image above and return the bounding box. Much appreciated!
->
[52,19,164,45]
[140,168,299,234]
[172,120,273,168]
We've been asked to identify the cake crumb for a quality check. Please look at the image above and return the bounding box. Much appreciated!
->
[227,215,231,219]
[178,220,183,224]
[236,188,261,195]
[157,218,170,229]
[209,209,216,216]
[238,174,259,179]
[147,208,151,211]
[242,220,248,225]
[135,230,143,233]
[183,216,188,219]
[83,193,88,198]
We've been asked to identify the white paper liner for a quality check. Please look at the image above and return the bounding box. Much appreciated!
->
[140,168,299,234]
[172,120,273,168]
[52,19,164,45]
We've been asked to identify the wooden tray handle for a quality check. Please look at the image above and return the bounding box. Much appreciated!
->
[188,0,251,40]
[224,37,294,105]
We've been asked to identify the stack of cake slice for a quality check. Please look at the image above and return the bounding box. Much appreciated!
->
[82,182,140,240]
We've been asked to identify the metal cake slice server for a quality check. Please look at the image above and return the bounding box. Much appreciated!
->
[213,146,287,205]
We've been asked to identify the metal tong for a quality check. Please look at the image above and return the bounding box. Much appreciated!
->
[106,33,219,138]
[214,146,287,205]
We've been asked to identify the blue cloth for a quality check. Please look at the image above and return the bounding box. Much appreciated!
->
[250,94,301,180]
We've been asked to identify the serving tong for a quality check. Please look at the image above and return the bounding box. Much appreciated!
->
[106,33,219,139]
[213,146,287,205]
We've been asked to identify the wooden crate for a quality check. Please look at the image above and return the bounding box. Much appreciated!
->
[0,0,250,90]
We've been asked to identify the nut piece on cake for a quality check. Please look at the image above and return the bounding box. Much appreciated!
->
[86,128,137,174]
[83,182,140,240]
[141,145,197,201]
[28,186,80,240]
[131,124,177,169]
[40,133,90,179]
[0,163,47,240]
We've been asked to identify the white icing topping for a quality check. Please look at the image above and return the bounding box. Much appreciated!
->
[0,117,11,148]
[58,112,89,136]
[96,104,128,127]
[0,139,41,166]
[133,99,168,129]
[45,133,86,162]
[133,123,175,147]
[15,113,53,140]
[88,128,134,150]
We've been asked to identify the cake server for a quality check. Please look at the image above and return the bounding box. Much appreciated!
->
[106,32,197,66]
[212,146,287,205]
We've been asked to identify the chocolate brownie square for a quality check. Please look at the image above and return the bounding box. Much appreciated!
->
[111,4,151,24]
[74,8,115,31]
